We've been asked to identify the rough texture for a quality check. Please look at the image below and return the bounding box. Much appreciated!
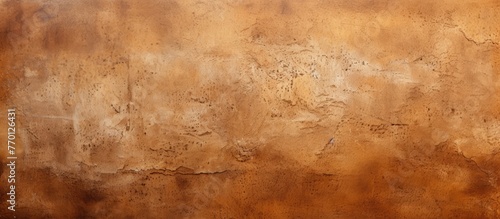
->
[1,0,500,218]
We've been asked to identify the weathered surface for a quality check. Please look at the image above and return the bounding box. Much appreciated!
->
[0,0,499,218]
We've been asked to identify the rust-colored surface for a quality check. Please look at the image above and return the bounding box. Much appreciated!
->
[1,0,499,218]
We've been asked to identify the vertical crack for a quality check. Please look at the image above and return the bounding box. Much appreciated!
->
[124,55,131,131]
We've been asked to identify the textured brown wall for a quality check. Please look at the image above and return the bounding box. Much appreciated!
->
[1,0,500,218]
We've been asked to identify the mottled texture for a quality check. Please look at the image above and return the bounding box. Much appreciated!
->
[1,0,500,218]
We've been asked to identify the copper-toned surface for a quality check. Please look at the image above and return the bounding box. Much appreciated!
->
[1,0,499,218]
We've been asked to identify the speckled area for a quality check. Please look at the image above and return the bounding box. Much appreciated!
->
[0,0,499,218]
